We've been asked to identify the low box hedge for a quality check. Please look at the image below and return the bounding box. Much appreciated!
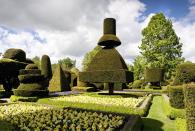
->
[168,85,185,109]
[10,95,38,102]
[13,89,48,97]
[184,83,195,131]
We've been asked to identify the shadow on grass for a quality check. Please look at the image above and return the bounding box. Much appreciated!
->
[0,120,15,131]
[142,118,164,131]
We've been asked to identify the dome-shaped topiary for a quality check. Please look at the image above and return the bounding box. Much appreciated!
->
[25,64,38,70]
[3,48,26,62]
[41,55,52,80]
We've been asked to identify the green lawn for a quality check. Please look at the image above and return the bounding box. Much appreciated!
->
[142,96,176,131]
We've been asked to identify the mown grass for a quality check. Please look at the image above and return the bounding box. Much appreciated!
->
[142,96,176,131]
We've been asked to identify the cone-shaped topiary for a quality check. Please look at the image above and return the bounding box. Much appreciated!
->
[41,55,52,80]
[3,48,26,62]
[184,83,195,131]
[48,64,70,92]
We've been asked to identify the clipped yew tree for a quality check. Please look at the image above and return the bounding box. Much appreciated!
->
[184,83,195,131]
[48,64,70,92]
[41,55,52,87]
[0,48,28,93]
[13,64,48,97]
[139,13,183,80]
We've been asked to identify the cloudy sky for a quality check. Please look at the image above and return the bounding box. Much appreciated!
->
[0,0,195,70]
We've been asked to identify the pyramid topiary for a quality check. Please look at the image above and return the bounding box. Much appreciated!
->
[48,64,70,92]
[13,64,48,97]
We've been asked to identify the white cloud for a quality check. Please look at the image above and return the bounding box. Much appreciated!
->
[1,0,195,70]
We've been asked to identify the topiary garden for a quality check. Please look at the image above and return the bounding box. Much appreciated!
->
[0,15,194,131]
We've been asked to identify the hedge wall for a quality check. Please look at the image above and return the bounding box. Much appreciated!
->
[144,68,164,82]
[169,85,185,109]
[184,83,195,131]
[174,63,195,85]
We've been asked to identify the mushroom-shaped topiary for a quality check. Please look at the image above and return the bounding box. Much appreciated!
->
[3,48,26,62]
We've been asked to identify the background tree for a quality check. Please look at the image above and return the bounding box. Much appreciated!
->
[58,57,76,70]
[133,56,147,80]
[139,13,184,79]
[32,56,41,69]
[82,46,102,71]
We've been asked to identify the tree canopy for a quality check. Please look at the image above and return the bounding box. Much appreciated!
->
[139,13,184,79]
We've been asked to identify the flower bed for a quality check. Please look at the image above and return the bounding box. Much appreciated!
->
[51,95,144,108]
[0,103,141,131]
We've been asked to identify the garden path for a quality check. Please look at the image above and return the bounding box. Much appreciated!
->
[142,96,176,131]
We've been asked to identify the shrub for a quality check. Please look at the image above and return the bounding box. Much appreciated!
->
[18,75,44,83]
[169,85,185,109]
[10,95,38,102]
[19,69,41,75]
[3,48,26,62]
[49,64,70,92]
[174,63,195,85]
[184,83,195,131]
[175,118,187,131]
[13,89,48,97]
[72,86,97,92]
[144,68,164,82]
[25,58,34,64]
[25,64,38,69]
[132,80,143,89]
[41,55,52,80]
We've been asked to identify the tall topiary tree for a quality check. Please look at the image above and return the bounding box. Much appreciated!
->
[41,55,52,80]
[139,13,184,79]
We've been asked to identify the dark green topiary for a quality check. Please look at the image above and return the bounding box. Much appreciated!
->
[19,69,41,75]
[25,58,34,64]
[169,85,185,109]
[0,58,27,92]
[14,64,48,97]
[3,48,26,62]
[41,55,52,80]
[144,68,164,82]
[174,63,195,85]
[25,64,38,69]
[18,75,44,83]
[184,83,195,131]
[98,18,121,47]
[49,64,70,92]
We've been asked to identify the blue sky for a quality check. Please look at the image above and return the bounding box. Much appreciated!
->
[0,0,195,69]
[141,0,190,19]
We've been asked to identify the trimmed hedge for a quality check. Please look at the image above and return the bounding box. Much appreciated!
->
[18,74,44,83]
[19,69,41,75]
[17,83,45,90]
[10,95,38,102]
[72,86,97,92]
[13,89,48,97]
[49,64,70,92]
[174,63,195,85]
[25,64,38,69]
[3,48,26,62]
[169,85,185,109]
[184,83,195,131]
[144,68,164,82]
[41,55,52,80]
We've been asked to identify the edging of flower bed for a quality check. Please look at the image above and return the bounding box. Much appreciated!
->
[138,94,153,116]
